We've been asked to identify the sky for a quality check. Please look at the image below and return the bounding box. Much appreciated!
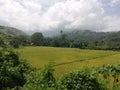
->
[0,0,120,33]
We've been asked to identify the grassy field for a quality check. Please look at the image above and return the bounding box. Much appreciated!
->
[16,46,120,77]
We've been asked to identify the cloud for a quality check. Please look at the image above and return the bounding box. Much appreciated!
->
[111,0,120,4]
[110,0,120,6]
[103,16,120,31]
[0,0,120,33]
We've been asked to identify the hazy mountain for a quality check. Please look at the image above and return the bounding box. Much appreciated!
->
[56,30,108,41]
[0,25,26,36]
[1,25,120,43]
[40,29,120,43]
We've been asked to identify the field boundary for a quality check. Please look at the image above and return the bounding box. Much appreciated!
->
[53,53,118,67]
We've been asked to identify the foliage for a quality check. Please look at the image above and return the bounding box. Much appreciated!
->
[9,36,20,48]
[1,24,120,51]
[10,35,29,48]
[27,30,120,51]
[60,68,107,90]
[0,27,28,48]
[0,48,32,90]
[113,85,120,90]
[23,63,119,90]
[97,64,120,89]
[0,46,120,90]
[24,63,57,90]
[0,31,10,48]
[28,30,120,51]
[0,25,26,36]
[31,32,44,46]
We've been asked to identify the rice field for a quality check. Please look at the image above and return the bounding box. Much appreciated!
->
[16,46,120,77]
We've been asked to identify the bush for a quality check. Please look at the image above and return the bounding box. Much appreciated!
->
[97,64,120,89]
[60,68,107,90]
[24,63,57,90]
[0,48,32,90]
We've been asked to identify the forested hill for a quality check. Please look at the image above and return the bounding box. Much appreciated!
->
[0,25,120,50]
[0,25,26,36]
[65,30,120,42]
[64,30,108,41]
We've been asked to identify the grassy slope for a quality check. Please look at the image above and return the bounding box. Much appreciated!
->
[17,46,120,76]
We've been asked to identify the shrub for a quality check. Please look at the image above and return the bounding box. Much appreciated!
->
[0,48,32,90]
[24,63,57,90]
[97,64,120,89]
[60,68,107,90]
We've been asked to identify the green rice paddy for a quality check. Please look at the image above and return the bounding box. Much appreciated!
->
[16,46,120,76]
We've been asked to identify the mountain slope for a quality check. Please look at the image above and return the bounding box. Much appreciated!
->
[65,30,108,41]
[0,25,26,36]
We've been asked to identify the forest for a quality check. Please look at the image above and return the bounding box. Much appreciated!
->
[1,25,120,50]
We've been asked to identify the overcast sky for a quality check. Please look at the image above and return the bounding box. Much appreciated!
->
[0,0,120,32]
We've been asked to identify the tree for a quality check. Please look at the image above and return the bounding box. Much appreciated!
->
[0,31,9,48]
[16,35,28,46]
[10,37,20,48]
[31,32,44,46]
[0,48,32,90]
[10,35,29,48]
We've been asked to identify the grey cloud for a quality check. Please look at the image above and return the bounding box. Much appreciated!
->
[110,0,120,7]
[0,0,120,32]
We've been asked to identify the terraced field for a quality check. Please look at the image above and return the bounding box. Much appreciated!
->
[17,46,120,76]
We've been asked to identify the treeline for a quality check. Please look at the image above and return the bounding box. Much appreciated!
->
[42,30,120,50]
[1,29,120,50]
[30,31,120,51]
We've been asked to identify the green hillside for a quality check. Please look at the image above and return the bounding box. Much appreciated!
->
[65,30,107,40]
[63,30,120,40]
[0,25,26,36]
[17,46,120,76]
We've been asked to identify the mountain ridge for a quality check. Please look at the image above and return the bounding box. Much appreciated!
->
[0,25,26,36]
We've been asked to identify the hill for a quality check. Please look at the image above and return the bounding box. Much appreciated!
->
[0,25,26,36]
[64,30,107,41]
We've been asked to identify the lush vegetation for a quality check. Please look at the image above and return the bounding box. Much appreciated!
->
[0,25,28,48]
[30,32,44,46]
[26,30,120,50]
[0,25,120,90]
[0,31,10,48]
[0,25,26,36]
[1,24,120,50]
[60,63,120,90]
[0,48,32,90]
[0,48,120,90]
[24,63,57,90]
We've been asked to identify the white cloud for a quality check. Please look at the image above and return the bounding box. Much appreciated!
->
[0,0,120,33]
[38,0,105,31]
[110,0,120,6]
[111,0,120,4]
[103,16,120,31]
